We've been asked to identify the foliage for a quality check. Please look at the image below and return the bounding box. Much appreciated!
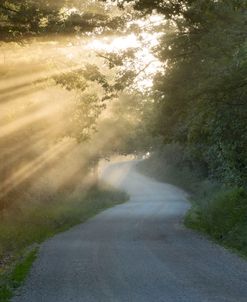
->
[0,0,126,41]
[2,1,246,187]
[186,187,247,257]
[53,64,122,141]
[118,0,247,187]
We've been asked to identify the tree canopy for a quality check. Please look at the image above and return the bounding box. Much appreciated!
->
[0,0,128,41]
[0,0,246,211]
[110,0,247,185]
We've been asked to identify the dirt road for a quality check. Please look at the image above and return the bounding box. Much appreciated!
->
[13,161,247,302]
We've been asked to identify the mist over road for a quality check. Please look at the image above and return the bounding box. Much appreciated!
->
[13,161,247,302]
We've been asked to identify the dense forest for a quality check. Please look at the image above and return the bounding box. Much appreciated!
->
[0,0,247,297]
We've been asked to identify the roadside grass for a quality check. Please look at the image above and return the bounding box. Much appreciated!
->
[0,249,38,302]
[138,155,247,258]
[0,184,128,301]
[185,187,247,257]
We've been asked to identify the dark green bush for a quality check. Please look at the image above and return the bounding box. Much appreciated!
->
[186,188,247,256]
[204,188,247,237]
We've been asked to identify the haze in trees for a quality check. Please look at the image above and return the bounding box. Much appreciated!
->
[0,0,246,210]
[0,0,163,211]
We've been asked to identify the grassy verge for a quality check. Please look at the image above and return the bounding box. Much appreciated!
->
[0,249,38,302]
[0,184,128,301]
[138,155,247,258]
[184,187,247,257]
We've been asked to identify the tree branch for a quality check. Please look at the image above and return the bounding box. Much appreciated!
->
[0,3,19,13]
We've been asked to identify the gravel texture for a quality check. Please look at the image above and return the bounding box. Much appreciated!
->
[12,161,247,302]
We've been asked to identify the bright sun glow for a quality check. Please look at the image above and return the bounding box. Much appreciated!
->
[88,34,140,52]
[87,28,164,91]
[0,12,165,196]
[59,7,80,22]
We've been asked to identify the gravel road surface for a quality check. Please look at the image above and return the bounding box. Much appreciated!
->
[12,161,247,302]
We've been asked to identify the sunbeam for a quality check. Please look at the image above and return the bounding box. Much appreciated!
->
[0,140,72,199]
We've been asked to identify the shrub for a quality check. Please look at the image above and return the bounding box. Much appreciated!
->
[201,188,247,234]
[186,187,247,255]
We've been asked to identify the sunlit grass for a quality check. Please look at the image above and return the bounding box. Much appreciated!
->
[0,184,128,261]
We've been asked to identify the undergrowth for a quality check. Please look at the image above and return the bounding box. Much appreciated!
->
[185,187,247,257]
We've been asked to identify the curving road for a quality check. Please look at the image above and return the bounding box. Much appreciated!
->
[13,161,247,302]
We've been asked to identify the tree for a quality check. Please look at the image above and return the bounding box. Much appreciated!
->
[0,0,127,41]
[114,0,247,185]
